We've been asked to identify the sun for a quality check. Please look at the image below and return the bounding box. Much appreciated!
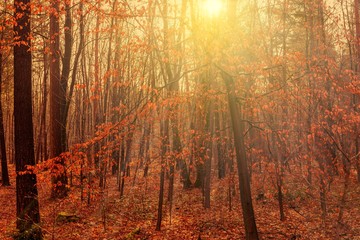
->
[204,0,223,17]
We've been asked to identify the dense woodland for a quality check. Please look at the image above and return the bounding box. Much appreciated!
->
[0,0,359,239]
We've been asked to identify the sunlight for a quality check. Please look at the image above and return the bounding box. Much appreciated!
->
[203,0,223,17]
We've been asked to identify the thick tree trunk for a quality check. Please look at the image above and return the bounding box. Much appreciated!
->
[222,72,259,240]
[50,0,61,158]
[14,0,41,237]
[194,160,204,188]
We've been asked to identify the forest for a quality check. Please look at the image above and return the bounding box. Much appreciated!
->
[0,0,359,239]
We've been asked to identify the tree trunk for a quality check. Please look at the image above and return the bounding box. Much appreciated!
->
[194,103,205,189]
[36,43,48,164]
[0,50,10,186]
[338,156,351,223]
[143,123,152,178]
[194,159,204,188]
[14,0,41,236]
[215,106,225,179]
[319,159,327,220]
[204,100,213,209]
[50,0,68,198]
[354,0,360,183]
[119,129,134,195]
[222,72,259,240]
[60,2,72,152]
[156,119,169,231]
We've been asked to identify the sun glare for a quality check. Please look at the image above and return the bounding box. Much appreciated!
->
[204,0,223,17]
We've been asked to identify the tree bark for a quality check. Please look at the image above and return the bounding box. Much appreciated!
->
[59,2,72,151]
[14,0,41,236]
[215,105,225,179]
[204,100,213,209]
[156,119,169,231]
[0,50,10,186]
[50,0,68,198]
[222,72,259,240]
[354,0,360,183]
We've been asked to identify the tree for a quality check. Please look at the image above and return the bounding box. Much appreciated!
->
[50,0,68,198]
[217,0,259,238]
[155,117,169,231]
[3,0,360,238]
[222,71,259,240]
[13,0,41,237]
[0,31,10,186]
[353,0,360,183]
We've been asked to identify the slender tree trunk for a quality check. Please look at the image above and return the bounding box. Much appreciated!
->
[50,0,68,198]
[304,0,313,186]
[156,160,165,231]
[37,44,48,163]
[156,119,169,231]
[275,0,287,221]
[60,2,72,152]
[194,103,205,189]
[0,50,10,186]
[119,129,134,195]
[171,109,192,188]
[99,4,116,187]
[119,141,125,194]
[65,0,84,123]
[133,121,147,185]
[276,153,285,221]
[267,131,285,221]
[354,0,360,183]
[338,156,351,223]
[320,1,330,221]
[356,137,360,183]
[215,105,225,179]
[204,100,213,209]
[319,160,327,220]
[162,0,191,190]
[143,122,152,178]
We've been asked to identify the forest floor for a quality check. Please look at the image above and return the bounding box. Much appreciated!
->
[1,163,360,240]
